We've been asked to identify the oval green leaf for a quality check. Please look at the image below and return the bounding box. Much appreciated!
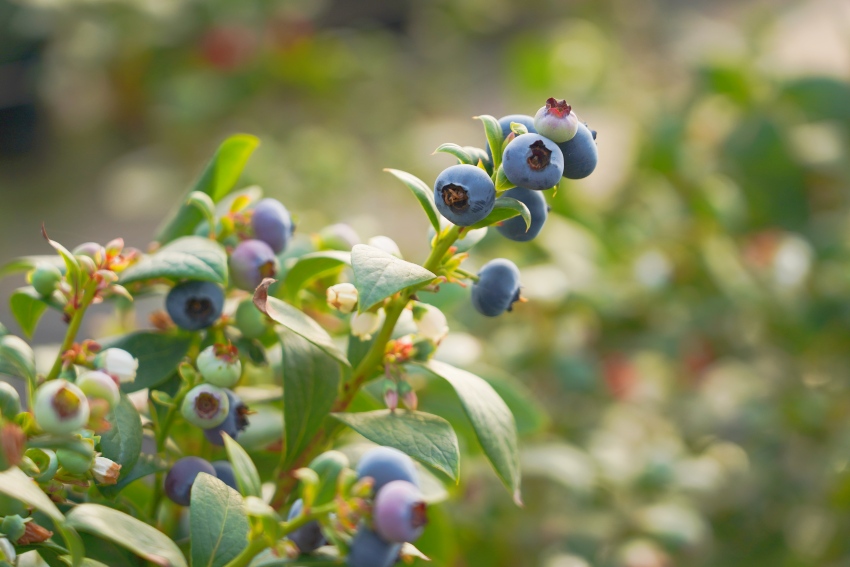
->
[420,360,521,504]
[331,409,460,481]
[0,467,63,522]
[468,196,531,231]
[99,395,143,485]
[383,169,441,233]
[280,251,351,304]
[119,236,228,286]
[474,114,503,171]
[351,245,436,312]
[433,143,474,165]
[65,504,187,567]
[190,473,250,567]
[222,433,262,498]
[10,287,63,339]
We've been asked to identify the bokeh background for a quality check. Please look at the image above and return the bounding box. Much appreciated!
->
[2,0,850,565]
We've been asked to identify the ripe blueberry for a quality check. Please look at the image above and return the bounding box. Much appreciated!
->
[286,498,326,553]
[203,389,249,445]
[347,524,401,567]
[557,122,598,179]
[471,259,522,317]
[373,480,427,543]
[229,239,280,291]
[485,114,537,163]
[251,198,293,254]
[33,380,90,435]
[356,446,419,495]
[533,98,579,143]
[197,344,242,388]
[166,280,225,331]
[433,164,496,227]
[211,460,237,490]
[164,456,216,506]
[502,133,564,190]
[181,384,230,429]
[496,187,548,242]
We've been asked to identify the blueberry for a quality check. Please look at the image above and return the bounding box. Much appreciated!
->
[347,524,401,567]
[372,480,427,543]
[286,498,326,553]
[485,114,537,163]
[203,390,249,446]
[164,456,216,506]
[229,239,280,291]
[356,446,419,495]
[32,380,90,435]
[211,460,237,490]
[533,98,579,143]
[251,198,293,254]
[181,384,230,429]
[495,187,548,242]
[471,259,521,317]
[502,133,564,190]
[433,164,496,227]
[557,122,598,179]
[166,280,225,331]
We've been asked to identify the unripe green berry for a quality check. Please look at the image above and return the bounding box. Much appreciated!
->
[75,370,120,409]
[56,439,95,475]
[196,344,242,388]
[33,380,90,435]
[25,448,58,483]
[181,384,230,429]
[29,263,62,297]
[0,382,21,419]
[234,299,267,340]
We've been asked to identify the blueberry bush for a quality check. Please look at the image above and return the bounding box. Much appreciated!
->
[0,104,597,567]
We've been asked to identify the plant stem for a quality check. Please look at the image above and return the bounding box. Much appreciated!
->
[45,282,97,381]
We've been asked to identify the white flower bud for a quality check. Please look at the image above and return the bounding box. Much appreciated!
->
[0,536,15,563]
[351,309,385,340]
[413,303,448,343]
[92,456,121,485]
[96,348,138,384]
[368,236,402,258]
[327,283,359,314]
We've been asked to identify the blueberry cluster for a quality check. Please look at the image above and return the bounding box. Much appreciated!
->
[229,197,293,291]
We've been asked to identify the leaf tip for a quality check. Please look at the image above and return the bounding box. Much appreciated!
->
[252,278,277,315]
[513,489,524,508]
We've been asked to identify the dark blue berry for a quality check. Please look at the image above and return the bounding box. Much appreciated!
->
[164,456,216,506]
[211,460,237,490]
[356,446,419,495]
[485,114,537,163]
[252,198,293,254]
[557,122,598,179]
[502,133,564,190]
[166,281,225,331]
[496,187,548,242]
[373,480,427,543]
[471,259,521,317]
[347,524,401,567]
[229,239,280,291]
[204,390,249,446]
[287,498,326,553]
[433,164,495,227]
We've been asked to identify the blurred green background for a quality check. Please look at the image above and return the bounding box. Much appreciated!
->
[2,0,850,565]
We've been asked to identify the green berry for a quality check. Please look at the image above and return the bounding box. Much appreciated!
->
[29,263,62,297]
[33,380,90,435]
[56,439,95,476]
[234,299,267,340]
[0,382,21,419]
[181,384,230,429]
[197,344,242,388]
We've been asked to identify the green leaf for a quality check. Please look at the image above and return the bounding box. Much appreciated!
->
[421,360,521,504]
[119,236,228,286]
[280,330,341,467]
[99,331,192,393]
[351,245,436,312]
[331,410,460,481]
[55,525,85,567]
[41,226,81,292]
[279,251,351,303]
[10,287,62,338]
[98,454,168,499]
[155,134,260,244]
[475,115,503,172]
[65,504,187,567]
[253,281,349,366]
[236,404,283,451]
[190,473,250,567]
[99,395,143,485]
[383,169,441,233]
[494,165,516,192]
[0,255,63,279]
[307,451,349,506]
[0,467,64,522]
[222,433,262,498]
[434,143,474,165]
[468,196,531,231]
[0,334,36,385]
